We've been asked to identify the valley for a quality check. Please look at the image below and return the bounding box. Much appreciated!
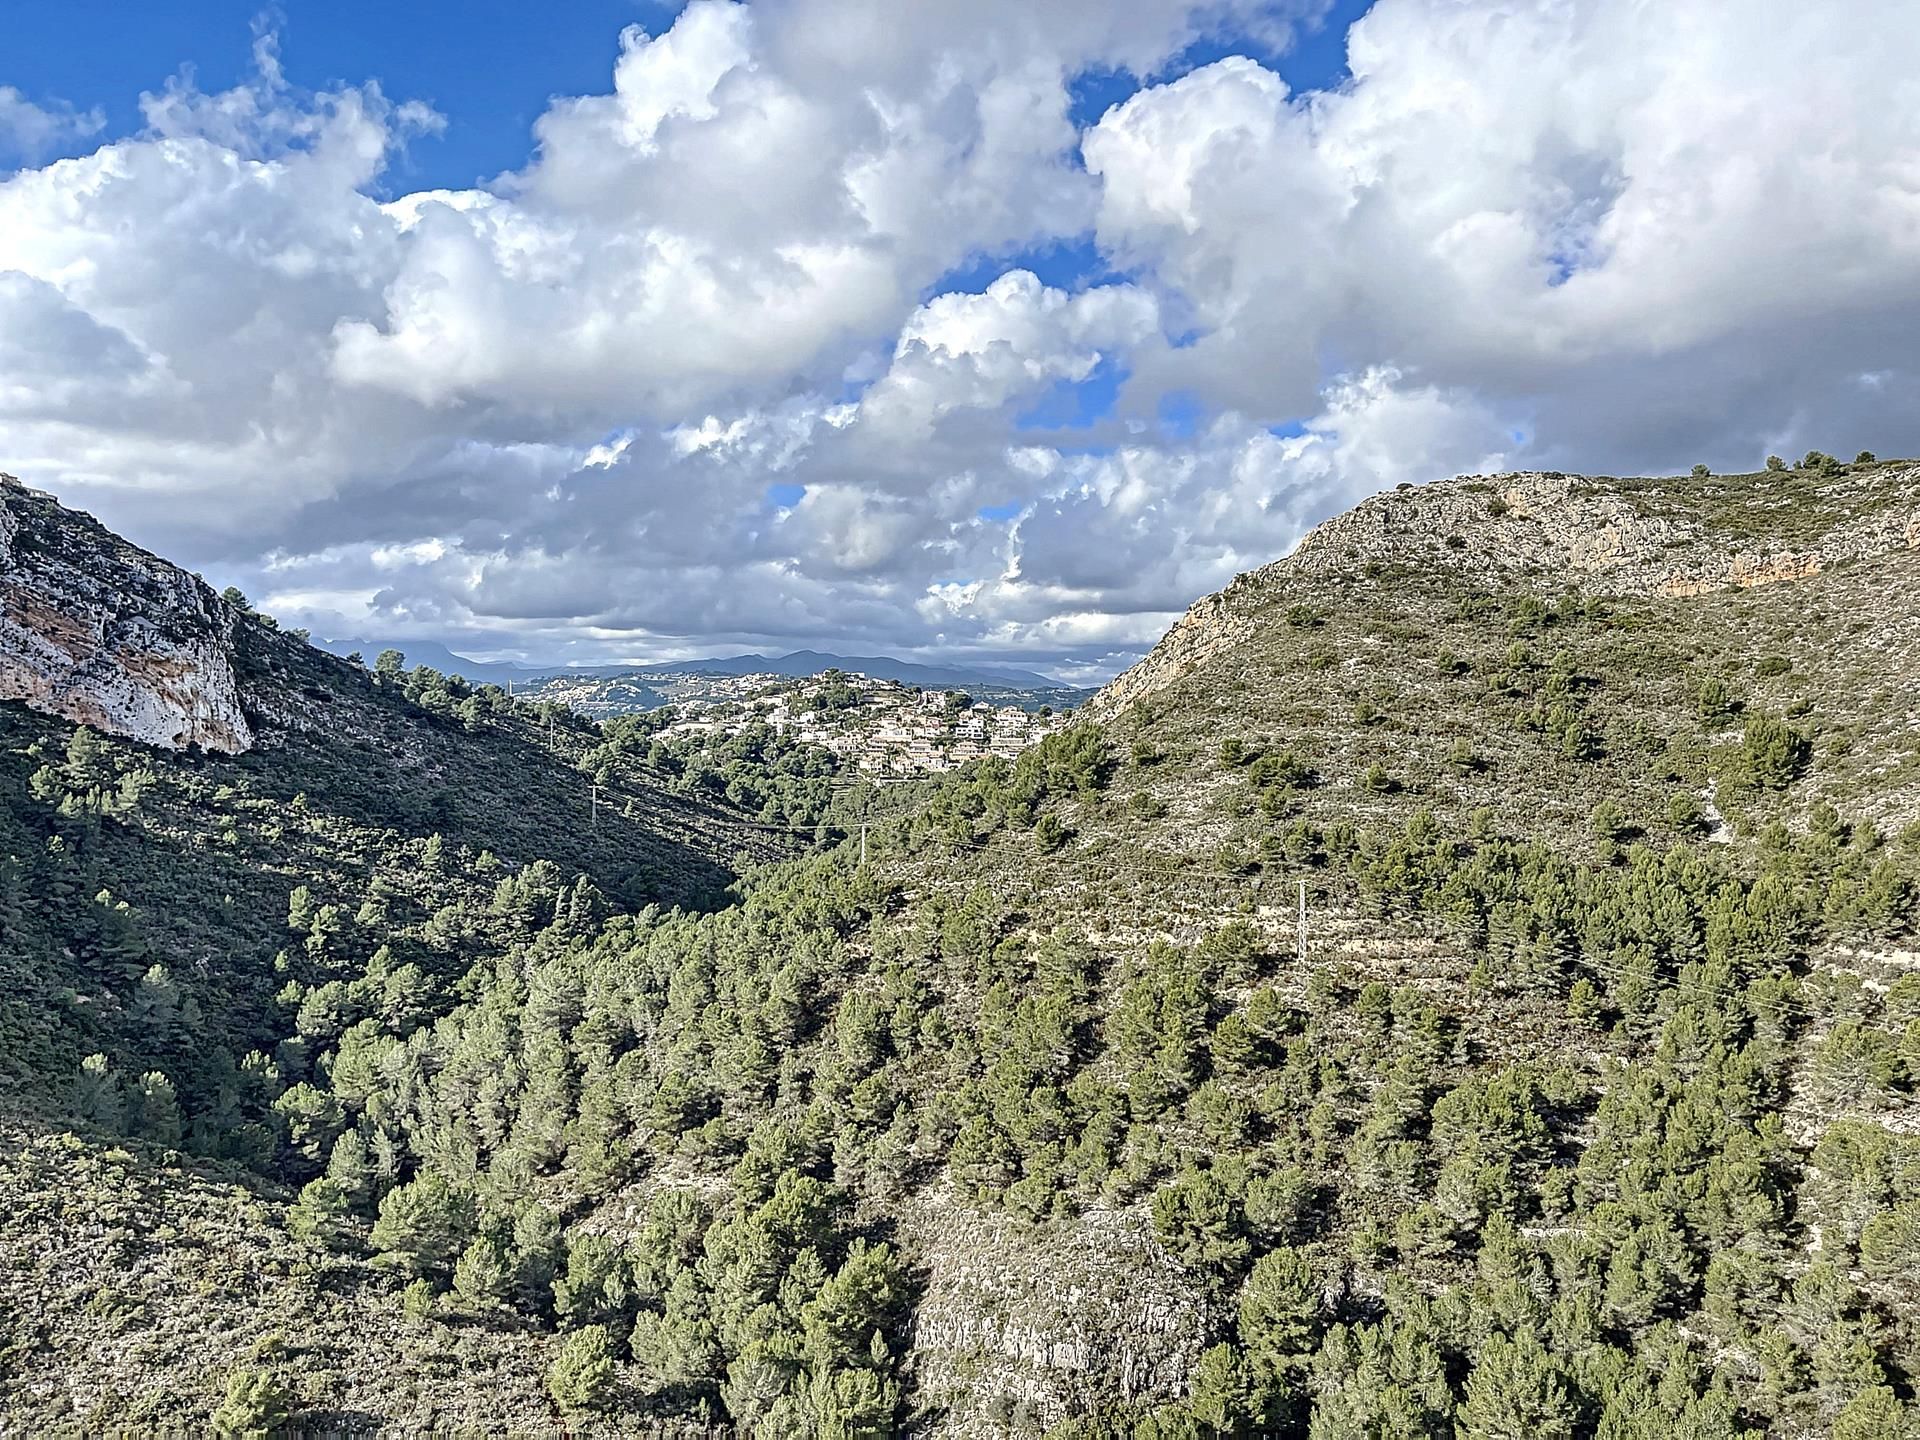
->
[1,462,1918,1436]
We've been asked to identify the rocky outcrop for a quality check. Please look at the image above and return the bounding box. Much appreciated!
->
[1095,464,1920,721]
[1288,468,1920,595]
[909,1200,1223,1434]
[0,476,253,753]
[1086,579,1261,723]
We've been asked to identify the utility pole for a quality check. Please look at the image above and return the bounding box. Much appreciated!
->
[591,783,601,830]
[1297,879,1308,963]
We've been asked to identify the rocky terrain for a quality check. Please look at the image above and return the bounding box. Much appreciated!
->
[1097,464,1920,724]
[2,459,1918,1437]
[0,1111,560,1433]
[908,1202,1225,1434]
[1,476,253,752]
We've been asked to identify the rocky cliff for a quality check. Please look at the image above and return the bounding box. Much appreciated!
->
[0,476,252,753]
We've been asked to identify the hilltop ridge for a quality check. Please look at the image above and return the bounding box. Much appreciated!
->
[1096,461,1920,726]
[316,637,1070,694]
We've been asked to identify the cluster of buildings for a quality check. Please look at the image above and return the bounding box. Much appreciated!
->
[659,674,1067,774]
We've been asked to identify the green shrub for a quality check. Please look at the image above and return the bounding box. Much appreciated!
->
[547,1324,618,1413]
[1695,676,1735,727]
[210,1368,291,1440]
[401,1278,437,1318]
[1860,1202,1920,1282]
[1127,790,1168,821]
[1589,798,1627,843]
[1666,792,1706,835]
[1738,712,1811,789]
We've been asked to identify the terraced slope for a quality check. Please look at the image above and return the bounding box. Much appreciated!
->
[891,463,1920,937]
[3,463,1919,1438]
[864,462,1920,1432]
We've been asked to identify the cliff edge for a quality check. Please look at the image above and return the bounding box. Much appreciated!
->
[0,475,252,753]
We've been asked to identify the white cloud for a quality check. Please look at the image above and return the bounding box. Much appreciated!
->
[0,87,105,165]
[1,0,1917,677]
[1089,0,1920,459]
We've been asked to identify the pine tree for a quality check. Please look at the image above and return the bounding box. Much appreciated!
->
[70,1052,124,1131]
[547,1324,618,1413]
[288,1177,354,1249]
[1459,1332,1575,1440]
[272,1082,346,1171]
[209,1367,291,1439]
[130,963,181,1032]
[1189,1343,1255,1433]
[369,1175,475,1276]
[127,1071,183,1145]
[285,884,315,932]
[1832,1387,1914,1440]
[453,1235,513,1311]
[1239,1246,1322,1420]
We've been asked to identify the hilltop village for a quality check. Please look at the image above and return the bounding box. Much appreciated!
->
[522,667,1070,775]
[659,673,1067,775]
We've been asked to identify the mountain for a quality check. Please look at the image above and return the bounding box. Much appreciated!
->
[0,478,801,1129]
[625,650,1068,690]
[319,636,1067,692]
[5,460,1920,1436]
[312,636,560,686]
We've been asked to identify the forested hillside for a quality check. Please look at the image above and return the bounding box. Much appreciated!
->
[4,461,1920,1438]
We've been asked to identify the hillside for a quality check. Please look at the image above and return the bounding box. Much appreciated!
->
[0,480,802,1125]
[3,462,1920,1437]
[517,667,1085,721]
[911,462,1920,928]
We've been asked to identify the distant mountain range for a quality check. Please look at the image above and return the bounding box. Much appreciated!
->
[316,639,1067,691]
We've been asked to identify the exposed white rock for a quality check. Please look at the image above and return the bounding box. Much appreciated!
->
[908,1200,1222,1434]
[0,480,253,753]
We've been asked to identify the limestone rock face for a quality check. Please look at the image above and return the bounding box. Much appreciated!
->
[0,479,253,753]
[908,1202,1224,1435]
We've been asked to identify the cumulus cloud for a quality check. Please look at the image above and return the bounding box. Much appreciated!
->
[0,0,1916,676]
[1088,0,1920,465]
[0,87,105,165]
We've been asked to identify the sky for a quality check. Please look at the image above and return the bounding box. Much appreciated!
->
[2,1,1917,683]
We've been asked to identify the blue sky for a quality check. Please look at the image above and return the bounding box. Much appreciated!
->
[5,2,686,184]
[7,0,1370,189]
[5,0,1910,678]
[5,0,1368,489]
